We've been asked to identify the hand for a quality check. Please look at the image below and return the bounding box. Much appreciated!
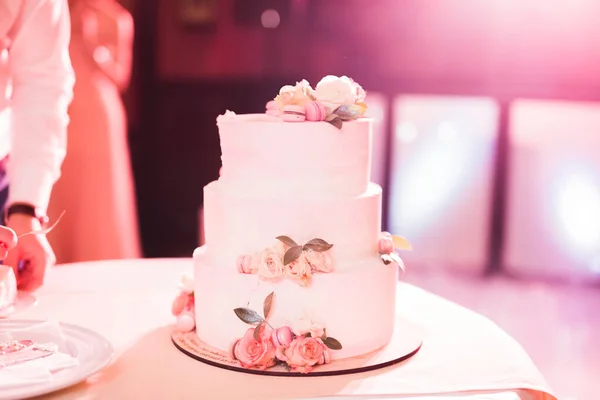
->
[4,214,56,291]
[0,225,17,260]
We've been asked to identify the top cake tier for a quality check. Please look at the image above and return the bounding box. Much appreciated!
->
[217,114,373,197]
[216,75,373,197]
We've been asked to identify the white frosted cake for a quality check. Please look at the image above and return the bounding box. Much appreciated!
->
[176,76,408,373]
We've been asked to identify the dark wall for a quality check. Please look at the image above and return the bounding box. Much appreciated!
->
[130,0,600,258]
[137,80,285,257]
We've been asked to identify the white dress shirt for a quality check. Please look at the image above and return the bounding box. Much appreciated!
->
[0,0,74,214]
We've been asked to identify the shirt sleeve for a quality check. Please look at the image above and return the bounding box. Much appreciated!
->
[7,0,75,214]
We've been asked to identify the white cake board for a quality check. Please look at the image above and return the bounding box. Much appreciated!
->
[172,317,423,376]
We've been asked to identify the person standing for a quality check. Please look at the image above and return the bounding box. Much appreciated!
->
[0,0,74,290]
[47,0,141,262]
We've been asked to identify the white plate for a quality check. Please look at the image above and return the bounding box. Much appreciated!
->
[0,319,114,400]
[0,293,37,319]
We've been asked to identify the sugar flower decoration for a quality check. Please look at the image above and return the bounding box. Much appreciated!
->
[231,292,341,373]
[265,76,368,129]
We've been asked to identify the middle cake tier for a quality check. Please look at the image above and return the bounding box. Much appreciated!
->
[203,181,382,268]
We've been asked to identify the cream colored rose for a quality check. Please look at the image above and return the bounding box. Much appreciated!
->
[315,75,363,112]
[285,253,312,286]
[276,79,315,107]
[305,249,334,273]
[271,240,288,257]
[257,248,284,280]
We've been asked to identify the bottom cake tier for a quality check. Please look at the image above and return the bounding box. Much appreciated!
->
[193,246,398,361]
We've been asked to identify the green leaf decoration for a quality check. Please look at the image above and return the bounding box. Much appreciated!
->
[380,253,393,265]
[323,337,342,350]
[263,292,274,319]
[233,307,264,325]
[276,235,298,247]
[326,117,343,130]
[283,245,303,265]
[392,235,412,251]
[303,238,333,252]
[254,322,264,340]
[333,104,366,121]
[325,113,339,122]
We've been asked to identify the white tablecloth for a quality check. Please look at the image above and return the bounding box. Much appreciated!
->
[4,259,555,400]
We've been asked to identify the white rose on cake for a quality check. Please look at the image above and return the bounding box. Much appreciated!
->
[315,75,366,112]
[292,312,326,339]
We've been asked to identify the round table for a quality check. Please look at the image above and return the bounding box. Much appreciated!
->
[6,259,555,400]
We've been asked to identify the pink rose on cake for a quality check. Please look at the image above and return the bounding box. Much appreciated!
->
[172,274,196,332]
[315,75,366,112]
[171,292,189,316]
[378,231,395,255]
[232,326,277,370]
[285,253,312,286]
[276,336,330,373]
[305,249,334,273]
[257,247,285,280]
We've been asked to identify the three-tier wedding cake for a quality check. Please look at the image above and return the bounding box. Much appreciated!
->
[172,76,408,374]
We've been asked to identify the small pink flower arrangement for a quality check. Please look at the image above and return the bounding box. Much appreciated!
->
[265,76,368,129]
[231,292,342,373]
[378,232,412,271]
[237,236,335,287]
[172,274,196,332]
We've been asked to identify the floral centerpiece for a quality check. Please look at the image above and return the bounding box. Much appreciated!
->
[265,75,368,129]
[231,292,342,373]
[237,236,335,287]
[171,275,196,332]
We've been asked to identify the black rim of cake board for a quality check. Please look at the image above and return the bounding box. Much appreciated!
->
[171,336,422,377]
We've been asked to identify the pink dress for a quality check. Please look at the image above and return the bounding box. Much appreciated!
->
[48,2,141,263]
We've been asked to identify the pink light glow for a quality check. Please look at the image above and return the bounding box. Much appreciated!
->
[388,95,498,273]
[505,100,600,282]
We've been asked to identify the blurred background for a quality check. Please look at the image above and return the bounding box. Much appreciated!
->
[62,0,600,398]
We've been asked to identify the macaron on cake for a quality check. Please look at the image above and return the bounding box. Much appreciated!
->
[265,100,280,116]
[305,101,327,121]
[281,105,306,122]
[264,76,368,129]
